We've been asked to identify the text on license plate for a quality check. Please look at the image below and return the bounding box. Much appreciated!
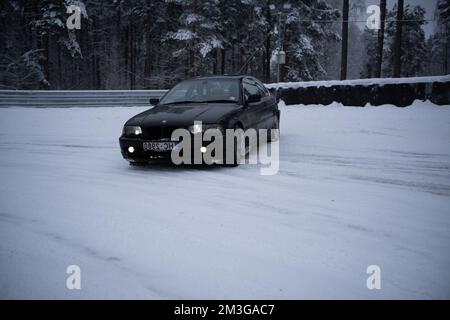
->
[142,141,176,152]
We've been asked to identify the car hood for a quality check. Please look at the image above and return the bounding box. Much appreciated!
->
[126,103,240,127]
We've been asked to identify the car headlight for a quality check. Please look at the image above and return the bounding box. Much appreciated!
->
[123,125,142,136]
[188,124,224,134]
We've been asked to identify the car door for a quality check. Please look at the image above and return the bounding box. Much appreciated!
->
[253,78,278,130]
[242,77,267,130]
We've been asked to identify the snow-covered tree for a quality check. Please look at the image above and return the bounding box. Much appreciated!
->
[384,4,427,77]
[360,26,379,78]
[31,0,87,87]
[282,0,340,81]
[166,0,223,77]
[0,0,438,89]
[429,0,450,74]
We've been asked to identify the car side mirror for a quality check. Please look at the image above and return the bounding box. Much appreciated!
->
[149,98,160,106]
[246,93,262,104]
[268,88,281,103]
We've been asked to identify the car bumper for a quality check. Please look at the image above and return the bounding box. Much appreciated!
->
[119,136,174,162]
[119,136,231,164]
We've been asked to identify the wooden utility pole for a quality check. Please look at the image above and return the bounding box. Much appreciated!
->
[340,0,349,80]
[375,0,387,78]
[444,22,449,74]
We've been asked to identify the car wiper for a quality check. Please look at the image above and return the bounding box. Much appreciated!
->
[162,100,237,105]
[161,101,201,105]
[201,100,237,104]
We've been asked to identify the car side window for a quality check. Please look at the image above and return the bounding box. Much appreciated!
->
[243,78,263,102]
[254,79,270,97]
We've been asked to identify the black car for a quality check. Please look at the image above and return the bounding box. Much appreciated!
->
[119,75,280,165]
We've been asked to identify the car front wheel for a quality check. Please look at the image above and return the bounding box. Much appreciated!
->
[268,116,280,142]
[129,161,148,166]
[227,125,246,167]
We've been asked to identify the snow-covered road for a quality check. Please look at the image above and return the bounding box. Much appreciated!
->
[0,101,449,299]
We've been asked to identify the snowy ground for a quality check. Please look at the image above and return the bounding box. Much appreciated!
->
[0,100,449,299]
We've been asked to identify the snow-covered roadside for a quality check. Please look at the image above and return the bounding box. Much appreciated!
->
[0,101,449,299]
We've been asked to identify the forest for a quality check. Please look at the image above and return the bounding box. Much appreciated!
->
[0,0,449,90]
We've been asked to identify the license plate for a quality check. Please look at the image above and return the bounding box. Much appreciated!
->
[143,141,176,152]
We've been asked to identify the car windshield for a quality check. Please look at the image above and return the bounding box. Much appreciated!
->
[160,79,240,105]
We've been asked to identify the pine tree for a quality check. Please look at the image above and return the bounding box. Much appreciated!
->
[361,26,378,78]
[430,0,450,74]
[32,0,87,88]
[384,4,427,77]
[282,0,340,81]
[166,0,223,77]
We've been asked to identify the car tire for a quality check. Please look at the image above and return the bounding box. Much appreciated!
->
[129,161,148,166]
[268,115,280,143]
[227,125,245,167]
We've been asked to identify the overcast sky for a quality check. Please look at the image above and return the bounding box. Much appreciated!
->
[359,0,438,37]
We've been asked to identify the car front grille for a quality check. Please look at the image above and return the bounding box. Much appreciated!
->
[142,126,181,139]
